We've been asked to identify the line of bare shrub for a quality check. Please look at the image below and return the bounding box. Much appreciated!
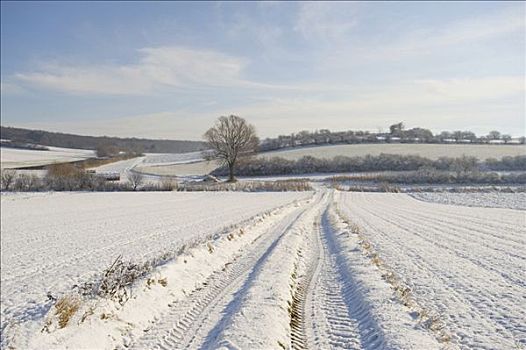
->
[177,179,312,192]
[212,154,526,176]
[2,164,312,192]
[331,168,526,185]
[1,164,177,192]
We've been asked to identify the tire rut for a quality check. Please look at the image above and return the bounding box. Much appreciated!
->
[303,206,385,350]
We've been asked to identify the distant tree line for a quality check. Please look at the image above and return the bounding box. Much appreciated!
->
[0,139,50,151]
[0,126,206,154]
[211,154,526,177]
[331,170,526,185]
[260,122,525,152]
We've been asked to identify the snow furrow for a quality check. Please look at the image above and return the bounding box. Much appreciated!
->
[342,197,525,335]
[358,202,525,287]
[338,192,525,349]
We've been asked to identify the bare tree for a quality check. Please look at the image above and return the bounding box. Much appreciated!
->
[96,143,119,158]
[204,115,259,182]
[127,171,144,191]
[488,130,501,140]
[1,169,17,191]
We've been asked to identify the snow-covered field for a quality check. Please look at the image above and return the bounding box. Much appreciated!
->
[0,191,309,346]
[1,190,524,349]
[89,152,211,179]
[128,143,526,178]
[410,192,526,210]
[337,192,526,349]
[134,160,219,177]
[89,157,146,181]
[142,151,204,166]
[0,146,94,169]
[261,143,526,160]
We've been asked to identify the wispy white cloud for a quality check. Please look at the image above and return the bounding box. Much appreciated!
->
[294,2,359,43]
[415,76,525,101]
[15,75,522,139]
[0,81,26,95]
[14,47,250,95]
[364,8,525,59]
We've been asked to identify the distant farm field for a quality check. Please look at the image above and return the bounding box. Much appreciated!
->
[259,143,526,160]
[135,160,219,177]
[0,146,94,169]
[133,143,526,177]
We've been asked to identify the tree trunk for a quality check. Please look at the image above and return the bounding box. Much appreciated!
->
[228,162,236,182]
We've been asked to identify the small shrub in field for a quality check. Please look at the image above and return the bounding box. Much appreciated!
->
[77,255,151,305]
[13,173,41,191]
[160,177,178,191]
[1,169,16,190]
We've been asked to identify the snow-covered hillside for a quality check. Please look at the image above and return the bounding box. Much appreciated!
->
[1,146,94,169]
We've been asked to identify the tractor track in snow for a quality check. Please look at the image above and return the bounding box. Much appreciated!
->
[290,200,386,350]
[129,199,315,350]
[289,221,321,350]
[304,207,385,349]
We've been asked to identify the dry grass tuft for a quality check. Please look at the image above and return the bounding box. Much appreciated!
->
[55,296,81,329]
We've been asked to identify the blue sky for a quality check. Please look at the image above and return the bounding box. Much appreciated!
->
[1,1,524,140]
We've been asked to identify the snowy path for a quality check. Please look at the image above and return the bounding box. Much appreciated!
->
[130,193,326,349]
[338,192,526,349]
[129,202,307,349]
[128,191,440,350]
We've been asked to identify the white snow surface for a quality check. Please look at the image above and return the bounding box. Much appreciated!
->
[410,191,526,210]
[2,190,525,349]
[142,151,205,166]
[0,146,94,169]
[0,191,309,346]
[337,192,526,349]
